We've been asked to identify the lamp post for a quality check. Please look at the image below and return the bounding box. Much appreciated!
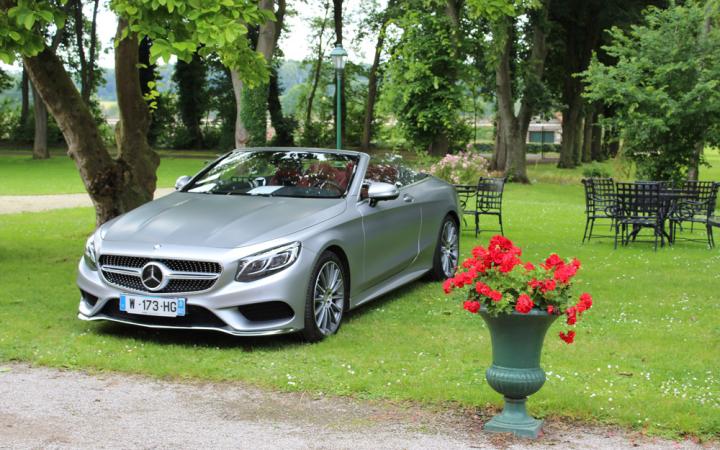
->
[330,44,347,150]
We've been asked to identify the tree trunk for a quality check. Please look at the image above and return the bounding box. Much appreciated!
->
[87,0,100,100]
[361,23,387,151]
[491,114,507,171]
[231,71,249,148]
[493,2,547,184]
[591,106,603,161]
[20,67,29,127]
[573,115,584,165]
[113,18,159,212]
[509,4,548,184]
[428,133,449,156]
[31,81,49,159]
[494,25,514,173]
[305,2,330,127]
[558,104,580,168]
[22,19,158,225]
[24,47,119,225]
[687,141,703,181]
[73,0,89,102]
[582,109,594,163]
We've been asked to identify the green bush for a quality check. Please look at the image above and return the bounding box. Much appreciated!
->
[582,163,612,179]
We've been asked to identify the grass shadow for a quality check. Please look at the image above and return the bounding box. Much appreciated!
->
[94,321,302,352]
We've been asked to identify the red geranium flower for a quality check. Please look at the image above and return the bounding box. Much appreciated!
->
[566,306,577,325]
[524,262,536,271]
[442,279,453,294]
[541,279,556,293]
[543,253,564,270]
[475,281,491,296]
[547,305,554,314]
[559,330,576,344]
[463,300,481,314]
[577,292,593,313]
[489,290,503,302]
[515,294,534,314]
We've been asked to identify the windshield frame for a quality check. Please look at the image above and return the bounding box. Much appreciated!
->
[181,148,363,200]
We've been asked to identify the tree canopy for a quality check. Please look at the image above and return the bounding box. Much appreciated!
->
[582,2,720,182]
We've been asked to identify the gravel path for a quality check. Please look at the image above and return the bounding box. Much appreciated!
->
[0,189,175,214]
[0,364,708,449]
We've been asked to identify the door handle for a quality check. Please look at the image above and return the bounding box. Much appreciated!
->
[403,194,414,203]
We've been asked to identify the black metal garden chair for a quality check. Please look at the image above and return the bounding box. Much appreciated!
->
[581,177,615,242]
[613,182,665,250]
[670,181,719,248]
[464,176,506,237]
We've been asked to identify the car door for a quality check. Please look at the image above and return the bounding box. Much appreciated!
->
[357,166,422,290]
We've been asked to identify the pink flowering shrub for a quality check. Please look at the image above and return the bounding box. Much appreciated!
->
[428,152,490,185]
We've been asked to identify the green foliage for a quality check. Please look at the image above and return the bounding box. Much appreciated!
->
[382,2,471,152]
[241,83,269,147]
[0,99,64,144]
[172,55,209,148]
[582,4,720,183]
[0,0,67,63]
[206,61,237,151]
[111,0,273,88]
[0,68,12,92]
[582,163,612,179]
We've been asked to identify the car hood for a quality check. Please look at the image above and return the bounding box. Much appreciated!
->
[102,192,346,248]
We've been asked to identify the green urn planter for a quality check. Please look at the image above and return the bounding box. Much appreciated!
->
[479,308,558,439]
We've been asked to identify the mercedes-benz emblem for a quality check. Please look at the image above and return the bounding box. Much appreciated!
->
[141,262,168,291]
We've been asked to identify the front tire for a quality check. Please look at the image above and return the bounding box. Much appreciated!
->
[301,251,348,342]
[428,215,459,281]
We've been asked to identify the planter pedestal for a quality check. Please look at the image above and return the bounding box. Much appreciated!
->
[479,309,558,439]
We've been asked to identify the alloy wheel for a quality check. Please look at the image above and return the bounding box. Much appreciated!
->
[440,220,459,278]
[313,261,345,335]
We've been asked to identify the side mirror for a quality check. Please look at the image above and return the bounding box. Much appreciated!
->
[175,175,192,191]
[367,181,399,206]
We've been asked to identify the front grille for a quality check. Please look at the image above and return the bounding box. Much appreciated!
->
[99,255,221,273]
[99,254,222,294]
[99,298,227,328]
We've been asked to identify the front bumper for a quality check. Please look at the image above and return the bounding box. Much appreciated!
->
[76,245,318,337]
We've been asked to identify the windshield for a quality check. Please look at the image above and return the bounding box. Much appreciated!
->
[185,150,359,198]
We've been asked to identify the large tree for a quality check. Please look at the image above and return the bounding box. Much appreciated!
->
[489,1,550,182]
[547,0,665,168]
[582,2,720,182]
[383,0,469,156]
[0,0,270,225]
[359,0,398,151]
[231,0,286,148]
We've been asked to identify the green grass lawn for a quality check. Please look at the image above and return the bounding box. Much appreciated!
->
[1,181,718,439]
[0,154,211,195]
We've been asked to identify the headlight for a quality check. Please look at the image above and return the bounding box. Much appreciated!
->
[84,234,98,271]
[235,242,301,281]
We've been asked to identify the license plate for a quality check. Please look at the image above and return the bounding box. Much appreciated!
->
[119,294,186,317]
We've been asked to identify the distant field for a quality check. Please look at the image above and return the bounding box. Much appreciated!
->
[0,154,209,195]
[1,148,718,196]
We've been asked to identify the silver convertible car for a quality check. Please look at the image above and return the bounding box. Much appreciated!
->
[77,148,460,341]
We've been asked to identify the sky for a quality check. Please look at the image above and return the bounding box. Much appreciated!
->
[1,1,380,73]
[90,1,378,68]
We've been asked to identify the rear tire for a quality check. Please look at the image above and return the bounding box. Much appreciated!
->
[428,215,459,281]
[301,251,348,342]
